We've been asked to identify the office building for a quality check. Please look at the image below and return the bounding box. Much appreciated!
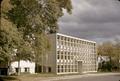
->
[39,33,97,74]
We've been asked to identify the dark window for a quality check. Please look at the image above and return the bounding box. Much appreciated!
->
[65,55,67,59]
[57,55,60,59]
[57,35,60,39]
[0,68,8,75]
[57,65,60,73]
[24,67,29,72]
[61,36,63,40]
[61,55,63,59]
[57,51,60,54]
[68,56,70,59]
[61,65,63,72]
[64,37,66,41]
[48,67,51,72]
[15,68,21,73]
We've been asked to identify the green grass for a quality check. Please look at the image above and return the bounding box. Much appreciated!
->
[0,73,57,81]
[0,76,20,81]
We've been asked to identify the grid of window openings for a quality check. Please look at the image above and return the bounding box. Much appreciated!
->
[56,34,97,74]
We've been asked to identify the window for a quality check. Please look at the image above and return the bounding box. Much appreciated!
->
[61,36,63,40]
[64,37,66,41]
[71,39,73,42]
[61,41,64,45]
[15,68,21,73]
[24,67,30,72]
[48,67,51,72]
[61,54,63,59]
[68,65,70,72]
[61,65,64,72]
[65,52,67,59]
[68,38,70,41]
[65,55,67,59]
[57,51,60,54]
[57,35,60,39]
[65,65,67,72]
[57,54,60,59]
[57,65,60,73]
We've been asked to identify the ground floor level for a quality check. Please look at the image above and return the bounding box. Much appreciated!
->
[0,60,97,75]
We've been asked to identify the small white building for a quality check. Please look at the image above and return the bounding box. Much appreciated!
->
[98,55,110,63]
[11,60,35,74]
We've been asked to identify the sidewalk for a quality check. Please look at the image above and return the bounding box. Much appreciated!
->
[42,73,120,81]
[21,72,120,81]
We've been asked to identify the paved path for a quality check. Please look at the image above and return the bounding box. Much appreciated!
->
[20,73,120,81]
[39,73,120,81]
[53,74,120,81]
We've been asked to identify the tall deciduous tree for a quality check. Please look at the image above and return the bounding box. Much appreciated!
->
[6,0,72,60]
[98,41,115,57]
[98,39,120,71]
[1,0,72,74]
[114,39,120,68]
[6,0,72,34]
[1,0,22,62]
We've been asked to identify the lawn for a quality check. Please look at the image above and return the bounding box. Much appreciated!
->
[0,73,56,81]
[0,76,20,81]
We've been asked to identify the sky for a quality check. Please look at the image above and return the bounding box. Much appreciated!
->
[58,0,120,43]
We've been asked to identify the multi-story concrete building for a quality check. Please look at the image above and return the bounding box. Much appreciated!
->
[39,33,97,74]
[7,33,97,75]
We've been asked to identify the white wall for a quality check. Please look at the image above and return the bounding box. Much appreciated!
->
[11,60,35,74]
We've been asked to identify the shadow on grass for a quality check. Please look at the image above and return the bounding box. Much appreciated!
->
[0,76,20,81]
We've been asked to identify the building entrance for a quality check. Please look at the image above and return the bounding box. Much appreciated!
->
[78,61,82,73]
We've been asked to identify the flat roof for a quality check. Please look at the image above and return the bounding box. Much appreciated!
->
[56,33,96,43]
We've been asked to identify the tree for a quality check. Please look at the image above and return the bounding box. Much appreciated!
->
[1,0,72,74]
[113,39,120,69]
[12,42,34,75]
[1,0,17,62]
[6,0,72,62]
[0,0,34,75]
[0,18,22,62]
[97,41,114,71]
[0,17,26,75]
[98,41,115,57]
[98,40,120,71]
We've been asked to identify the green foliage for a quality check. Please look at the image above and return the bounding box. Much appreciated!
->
[6,0,72,34]
[98,39,120,71]
[6,0,72,62]
[1,0,72,64]
[98,41,115,56]
[0,17,23,62]
[99,61,112,72]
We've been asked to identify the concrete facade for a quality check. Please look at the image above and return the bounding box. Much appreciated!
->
[40,33,97,74]
[11,60,35,74]
[10,33,97,75]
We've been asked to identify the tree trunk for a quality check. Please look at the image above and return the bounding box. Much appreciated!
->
[7,61,12,75]
[0,0,2,18]
[41,53,43,73]
[17,60,20,75]
[7,61,10,76]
